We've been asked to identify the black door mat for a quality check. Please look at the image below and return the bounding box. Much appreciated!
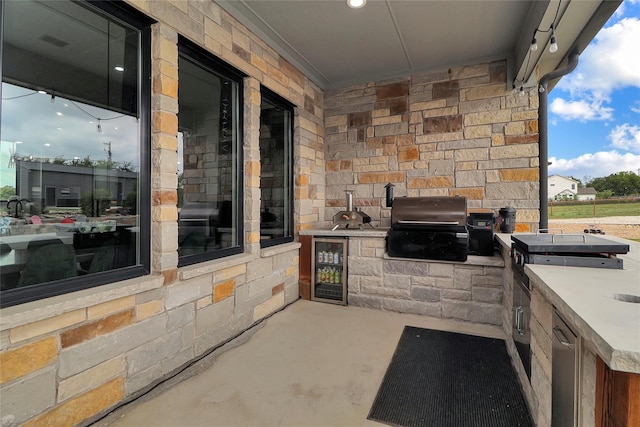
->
[367,326,534,427]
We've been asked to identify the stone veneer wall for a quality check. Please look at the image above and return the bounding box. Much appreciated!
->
[0,1,324,426]
[347,237,504,325]
[323,60,540,230]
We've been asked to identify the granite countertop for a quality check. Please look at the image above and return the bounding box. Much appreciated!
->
[299,227,390,238]
[496,233,640,374]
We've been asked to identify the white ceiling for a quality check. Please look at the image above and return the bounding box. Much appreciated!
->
[218,0,622,91]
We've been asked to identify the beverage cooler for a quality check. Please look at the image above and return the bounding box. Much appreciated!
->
[311,237,347,305]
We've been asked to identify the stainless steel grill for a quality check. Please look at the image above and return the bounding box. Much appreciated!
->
[386,196,469,262]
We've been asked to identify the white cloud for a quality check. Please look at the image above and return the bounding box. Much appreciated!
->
[557,17,640,96]
[609,124,640,152]
[549,151,640,180]
[550,97,614,121]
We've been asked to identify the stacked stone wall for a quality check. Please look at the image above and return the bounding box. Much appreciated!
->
[346,237,504,326]
[0,1,317,425]
[324,60,539,231]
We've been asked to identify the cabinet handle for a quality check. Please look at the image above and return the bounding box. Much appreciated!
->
[515,306,524,336]
[552,326,574,349]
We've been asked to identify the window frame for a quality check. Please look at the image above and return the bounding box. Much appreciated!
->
[0,0,153,308]
[176,36,246,267]
[259,86,294,249]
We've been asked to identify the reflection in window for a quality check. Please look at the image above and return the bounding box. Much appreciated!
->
[260,89,293,247]
[0,0,149,307]
[177,39,244,266]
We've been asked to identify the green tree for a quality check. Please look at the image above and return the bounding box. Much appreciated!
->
[568,176,583,187]
[123,191,137,215]
[596,189,613,199]
[0,185,16,200]
[586,171,640,196]
[80,188,112,217]
[79,156,93,168]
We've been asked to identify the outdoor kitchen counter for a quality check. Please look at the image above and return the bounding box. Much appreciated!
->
[299,227,390,238]
[496,233,640,374]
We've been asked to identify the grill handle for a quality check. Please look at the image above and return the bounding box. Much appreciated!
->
[537,229,587,243]
[397,220,460,226]
[537,228,564,234]
[552,326,575,349]
[515,306,525,336]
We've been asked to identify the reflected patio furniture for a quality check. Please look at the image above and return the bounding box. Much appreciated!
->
[0,242,10,255]
[27,238,63,250]
[16,242,77,287]
[6,196,23,218]
[0,217,10,236]
[0,232,73,250]
[77,239,116,274]
[179,232,207,256]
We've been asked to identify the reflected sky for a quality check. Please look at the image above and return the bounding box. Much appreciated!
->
[1,82,139,188]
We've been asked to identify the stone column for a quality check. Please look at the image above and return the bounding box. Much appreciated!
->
[151,23,179,282]
[244,77,261,255]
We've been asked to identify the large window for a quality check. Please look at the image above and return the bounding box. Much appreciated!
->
[259,88,293,247]
[0,0,152,307]
[177,38,244,266]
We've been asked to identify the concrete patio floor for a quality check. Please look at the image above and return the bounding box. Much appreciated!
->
[92,299,505,427]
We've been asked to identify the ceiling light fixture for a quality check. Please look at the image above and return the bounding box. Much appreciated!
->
[114,66,125,72]
[347,0,366,9]
[530,35,538,52]
[549,32,558,53]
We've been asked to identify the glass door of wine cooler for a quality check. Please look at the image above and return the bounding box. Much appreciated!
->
[311,237,347,305]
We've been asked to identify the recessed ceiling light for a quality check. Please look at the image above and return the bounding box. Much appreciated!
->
[114,66,125,72]
[347,0,366,8]
[56,112,63,116]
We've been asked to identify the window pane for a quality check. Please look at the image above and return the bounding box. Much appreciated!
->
[0,1,142,296]
[2,0,139,115]
[260,93,293,246]
[177,52,242,263]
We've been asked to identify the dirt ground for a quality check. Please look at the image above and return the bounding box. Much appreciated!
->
[548,217,640,240]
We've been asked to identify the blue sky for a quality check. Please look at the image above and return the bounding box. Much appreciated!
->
[548,0,640,183]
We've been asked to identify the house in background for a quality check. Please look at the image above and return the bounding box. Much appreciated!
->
[548,174,580,200]
[577,187,598,201]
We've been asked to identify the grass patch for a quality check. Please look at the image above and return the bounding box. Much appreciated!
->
[548,201,640,219]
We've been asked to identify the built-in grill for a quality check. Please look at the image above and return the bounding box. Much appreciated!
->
[510,232,629,382]
[386,196,469,262]
[511,232,629,286]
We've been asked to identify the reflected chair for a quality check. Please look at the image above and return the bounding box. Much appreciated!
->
[16,243,77,287]
[0,242,10,255]
[87,239,116,274]
[28,238,63,250]
[179,232,207,256]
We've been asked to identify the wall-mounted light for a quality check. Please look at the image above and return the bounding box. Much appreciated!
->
[347,0,366,8]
